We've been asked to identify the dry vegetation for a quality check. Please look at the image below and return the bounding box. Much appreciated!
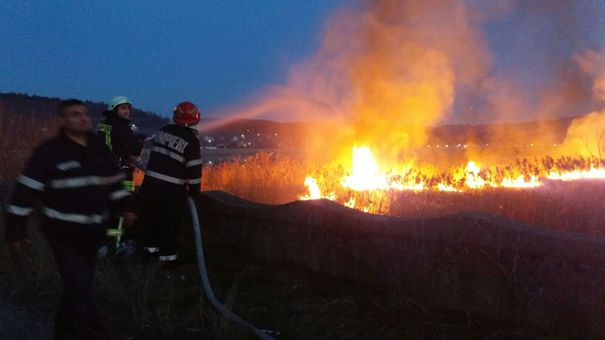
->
[199,151,605,235]
[0,113,57,180]
[202,152,311,204]
[0,218,254,339]
[2,115,605,337]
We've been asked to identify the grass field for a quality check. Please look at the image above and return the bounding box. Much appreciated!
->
[199,150,605,235]
[3,129,605,337]
[2,223,594,339]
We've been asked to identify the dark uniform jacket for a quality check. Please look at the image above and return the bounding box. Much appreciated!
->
[140,123,202,196]
[97,113,143,168]
[4,130,132,240]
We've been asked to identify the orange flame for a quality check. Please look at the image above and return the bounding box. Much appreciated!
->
[299,145,605,213]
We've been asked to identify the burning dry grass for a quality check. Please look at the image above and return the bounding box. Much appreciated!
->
[3,116,605,337]
[195,151,605,235]
[4,146,605,338]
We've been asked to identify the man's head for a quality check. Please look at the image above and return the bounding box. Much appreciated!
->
[173,101,200,126]
[58,99,92,135]
[107,96,132,119]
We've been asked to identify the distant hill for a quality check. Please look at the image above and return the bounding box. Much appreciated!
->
[1,92,580,148]
[0,92,168,135]
[199,116,580,149]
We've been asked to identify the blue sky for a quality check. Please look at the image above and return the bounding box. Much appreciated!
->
[0,1,346,116]
[1,1,604,122]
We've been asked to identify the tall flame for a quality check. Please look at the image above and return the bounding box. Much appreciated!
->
[341,146,388,191]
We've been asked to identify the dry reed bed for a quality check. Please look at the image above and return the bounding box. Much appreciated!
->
[2,124,604,337]
[198,152,605,235]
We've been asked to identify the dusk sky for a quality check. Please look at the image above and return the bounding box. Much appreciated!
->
[1,1,346,116]
[1,1,605,123]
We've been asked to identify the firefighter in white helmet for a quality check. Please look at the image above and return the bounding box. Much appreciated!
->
[139,101,202,270]
[97,96,144,256]
[98,96,143,173]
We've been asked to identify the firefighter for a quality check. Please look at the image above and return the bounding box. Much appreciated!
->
[139,101,202,269]
[4,99,137,338]
[98,96,143,172]
[97,96,143,255]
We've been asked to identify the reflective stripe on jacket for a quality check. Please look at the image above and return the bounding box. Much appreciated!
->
[97,114,143,167]
[141,123,202,195]
[4,131,130,241]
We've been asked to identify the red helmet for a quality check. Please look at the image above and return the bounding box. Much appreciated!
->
[173,101,200,126]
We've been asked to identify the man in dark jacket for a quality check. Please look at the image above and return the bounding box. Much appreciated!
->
[97,96,143,255]
[139,101,202,269]
[4,99,137,338]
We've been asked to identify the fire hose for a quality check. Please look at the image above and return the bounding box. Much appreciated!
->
[112,148,275,338]
[186,195,276,340]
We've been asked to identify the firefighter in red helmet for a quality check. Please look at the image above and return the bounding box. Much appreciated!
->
[138,101,202,269]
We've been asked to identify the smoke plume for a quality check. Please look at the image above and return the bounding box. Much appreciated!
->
[210,0,605,164]
[559,49,605,157]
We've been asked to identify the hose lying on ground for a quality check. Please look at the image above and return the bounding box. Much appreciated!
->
[187,195,276,340]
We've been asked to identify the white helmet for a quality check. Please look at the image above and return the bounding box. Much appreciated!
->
[107,96,132,111]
